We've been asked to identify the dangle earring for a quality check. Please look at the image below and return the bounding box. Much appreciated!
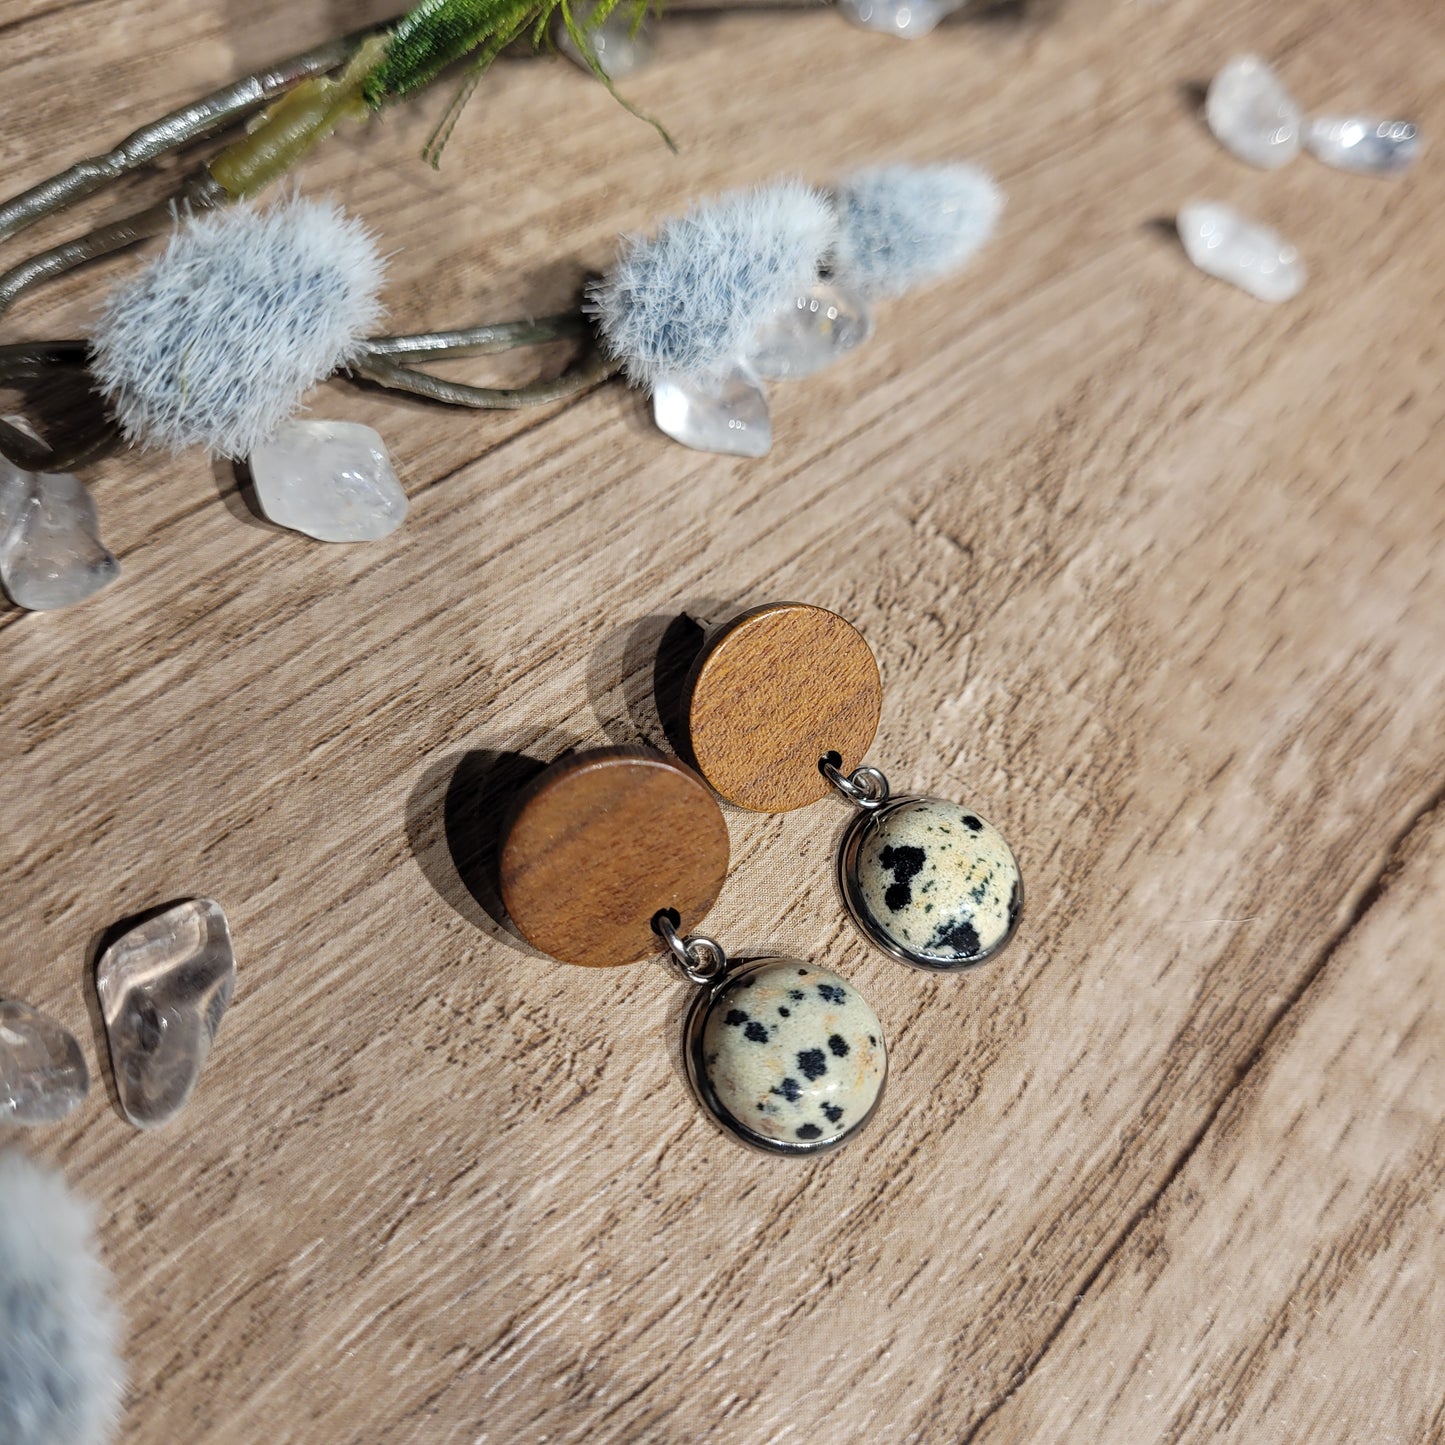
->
[681,603,1023,973]
[498,746,887,1156]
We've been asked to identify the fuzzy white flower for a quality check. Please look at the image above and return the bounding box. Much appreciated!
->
[589,181,837,388]
[830,163,1003,299]
[90,197,385,459]
[0,1152,124,1445]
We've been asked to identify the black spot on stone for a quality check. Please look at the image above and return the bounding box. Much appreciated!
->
[828,1034,850,1058]
[961,814,984,832]
[877,843,926,910]
[880,844,925,877]
[772,1077,802,1103]
[788,989,805,1001]
[797,968,808,976]
[817,984,846,1005]
[797,1049,827,1080]
[723,1009,749,1027]
[778,1007,791,1018]
[822,1103,843,1123]
[744,1021,769,1043]
[796,1124,822,1140]
[868,1034,878,1046]
[931,916,981,957]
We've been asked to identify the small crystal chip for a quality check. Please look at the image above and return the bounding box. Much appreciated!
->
[557,0,656,78]
[95,898,236,1130]
[248,419,408,543]
[1206,54,1302,169]
[838,0,963,39]
[0,417,119,611]
[0,999,89,1126]
[1305,116,1421,175]
[750,283,875,382]
[653,365,773,458]
[1177,201,1305,303]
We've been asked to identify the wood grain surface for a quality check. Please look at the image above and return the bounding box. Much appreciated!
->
[1,0,1441,1441]
[499,747,730,967]
[685,602,883,811]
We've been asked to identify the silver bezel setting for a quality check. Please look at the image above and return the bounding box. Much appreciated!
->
[682,956,888,1158]
[835,795,1024,973]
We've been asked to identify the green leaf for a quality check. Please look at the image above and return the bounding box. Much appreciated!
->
[558,0,675,153]
[363,0,541,103]
[362,0,672,163]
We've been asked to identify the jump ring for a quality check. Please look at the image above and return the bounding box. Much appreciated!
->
[820,753,891,810]
[653,910,728,984]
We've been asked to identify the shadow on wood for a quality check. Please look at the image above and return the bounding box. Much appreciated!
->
[405,747,553,957]
[218,457,284,533]
[585,606,719,755]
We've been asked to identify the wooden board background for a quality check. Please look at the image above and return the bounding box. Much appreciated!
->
[2,0,1442,1440]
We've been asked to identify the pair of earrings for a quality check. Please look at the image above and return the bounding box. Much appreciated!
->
[496,603,1023,1157]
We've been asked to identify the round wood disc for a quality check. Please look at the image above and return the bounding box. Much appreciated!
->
[499,747,730,968]
[685,602,882,812]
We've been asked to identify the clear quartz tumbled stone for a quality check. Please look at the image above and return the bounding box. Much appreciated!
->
[749,283,875,382]
[1206,54,1302,169]
[0,417,119,611]
[95,898,236,1130]
[839,0,964,39]
[556,0,656,78]
[653,364,772,458]
[248,419,408,543]
[1305,116,1421,175]
[0,999,89,1126]
[1177,201,1305,303]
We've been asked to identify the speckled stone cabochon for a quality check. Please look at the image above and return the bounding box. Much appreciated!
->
[849,798,1021,967]
[695,961,886,1151]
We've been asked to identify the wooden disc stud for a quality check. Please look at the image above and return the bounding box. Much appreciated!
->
[499,747,730,968]
[685,602,883,812]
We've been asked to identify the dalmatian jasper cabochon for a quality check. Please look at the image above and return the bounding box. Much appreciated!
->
[693,960,886,1153]
[846,797,1021,969]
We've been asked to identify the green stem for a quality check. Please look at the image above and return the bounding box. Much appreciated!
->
[0,180,222,328]
[0,315,614,468]
[363,0,545,104]
[558,0,675,152]
[0,26,387,247]
[362,313,588,360]
[350,342,619,408]
[208,35,392,200]
[0,0,664,311]
[0,32,384,326]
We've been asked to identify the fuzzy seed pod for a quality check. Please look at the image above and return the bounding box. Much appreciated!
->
[589,181,837,387]
[90,197,384,459]
[0,1153,124,1445]
[830,162,1003,299]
